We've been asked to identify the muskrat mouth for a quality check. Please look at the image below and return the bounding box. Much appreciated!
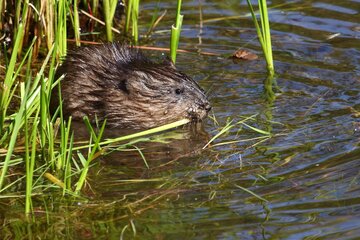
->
[187,103,211,121]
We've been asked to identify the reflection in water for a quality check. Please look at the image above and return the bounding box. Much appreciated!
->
[70,120,210,170]
[101,124,210,167]
[263,75,277,134]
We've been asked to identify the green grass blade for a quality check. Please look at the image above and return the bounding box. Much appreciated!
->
[75,120,106,193]
[234,184,268,202]
[0,22,25,132]
[73,0,81,46]
[0,80,30,190]
[246,0,274,76]
[170,0,183,63]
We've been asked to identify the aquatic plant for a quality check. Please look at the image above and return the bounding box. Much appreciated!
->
[170,0,183,63]
[102,0,119,42]
[0,0,190,214]
[125,0,140,43]
[246,0,274,76]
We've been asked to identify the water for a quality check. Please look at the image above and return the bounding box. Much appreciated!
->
[1,0,360,239]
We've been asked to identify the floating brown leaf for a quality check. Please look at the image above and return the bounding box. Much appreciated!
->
[232,49,258,60]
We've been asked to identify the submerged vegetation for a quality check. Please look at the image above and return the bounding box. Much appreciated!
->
[0,0,274,222]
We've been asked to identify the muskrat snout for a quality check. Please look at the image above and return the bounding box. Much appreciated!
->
[203,102,212,112]
[199,101,212,115]
[187,100,212,121]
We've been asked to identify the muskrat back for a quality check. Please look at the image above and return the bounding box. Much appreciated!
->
[50,43,211,129]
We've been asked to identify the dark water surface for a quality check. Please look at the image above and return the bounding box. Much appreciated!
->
[2,0,360,239]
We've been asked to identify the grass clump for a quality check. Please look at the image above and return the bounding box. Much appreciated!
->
[0,0,192,216]
[125,0,140,44]
[103,0,119,42]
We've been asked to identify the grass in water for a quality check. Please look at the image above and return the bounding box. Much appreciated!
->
[0,0,191,213]
[170,0,183,63]
[125,0,140,44]
[103,0,118,42]
[246,0,274,76]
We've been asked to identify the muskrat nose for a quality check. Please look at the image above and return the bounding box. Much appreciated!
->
[204,103,212,112]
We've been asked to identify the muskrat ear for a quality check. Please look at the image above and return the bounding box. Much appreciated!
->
[163,56,176,70]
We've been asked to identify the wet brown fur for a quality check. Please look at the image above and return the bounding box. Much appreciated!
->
[50,43,211,129]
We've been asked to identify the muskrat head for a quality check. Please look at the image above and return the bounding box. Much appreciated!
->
[115,60,211,128]
[52,44,211,129]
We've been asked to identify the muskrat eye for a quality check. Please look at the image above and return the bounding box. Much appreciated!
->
[175,88,184,95]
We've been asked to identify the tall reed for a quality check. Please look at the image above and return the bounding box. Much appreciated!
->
[56,0,68,58]
[73,0,81,46]
[103,0,118,41]
[170,0,183,63]
[0,23,25,136]
[246,0,274,76]
[125,0,140,44]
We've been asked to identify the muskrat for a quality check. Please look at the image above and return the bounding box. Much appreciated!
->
[50,43,211,129]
